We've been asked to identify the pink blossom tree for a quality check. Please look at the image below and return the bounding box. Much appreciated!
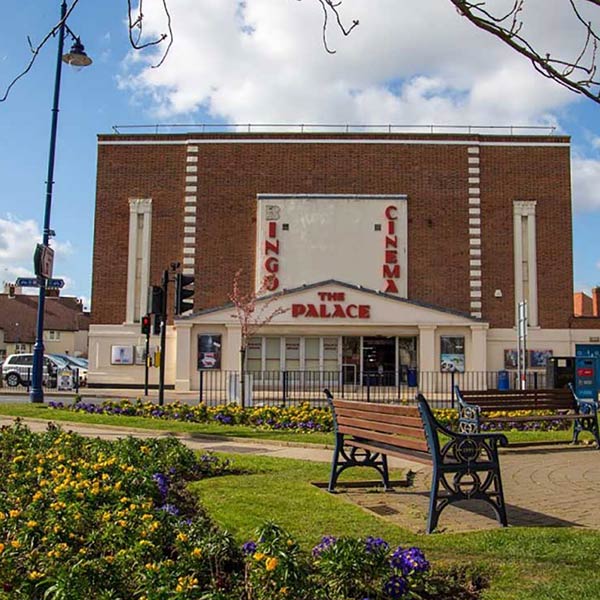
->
[229,270,288,407]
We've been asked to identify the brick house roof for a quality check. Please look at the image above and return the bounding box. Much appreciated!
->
[0,294,90,343]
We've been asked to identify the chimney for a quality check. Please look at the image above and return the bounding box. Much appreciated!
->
[593,287,600,317]
[8,284,15,298]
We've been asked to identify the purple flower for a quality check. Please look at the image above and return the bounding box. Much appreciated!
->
[152,472,169,499]
[390,547,429,575]
[383,575,408,599]
[365,536,389,554]
[312,535,337,557]
[242,540,257,555]
[159,503,179,516]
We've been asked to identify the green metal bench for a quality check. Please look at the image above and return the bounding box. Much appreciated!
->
[324,389,509,534]
[456,384,600,447]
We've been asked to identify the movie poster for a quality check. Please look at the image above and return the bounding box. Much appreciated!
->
[440,336,465,372]
[197,335,222,370]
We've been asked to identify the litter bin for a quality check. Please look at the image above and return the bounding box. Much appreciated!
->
[407,368,418,388]
[497,370,509,390]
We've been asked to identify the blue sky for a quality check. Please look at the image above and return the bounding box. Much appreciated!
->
[1,0,599,310]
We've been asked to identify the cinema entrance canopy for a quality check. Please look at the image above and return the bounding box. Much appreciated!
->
[173,280,487,392]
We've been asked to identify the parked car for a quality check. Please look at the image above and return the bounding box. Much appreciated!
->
[49,354,88,386]
[1,353,68,388]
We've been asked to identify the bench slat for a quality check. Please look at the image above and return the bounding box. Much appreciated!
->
[481,414,584,423]
[472,402,574,411]
[332,399,420,418]
[335,407,423,429]
[338,424,430,453]
[337,415,426,440]
[345,439,432,465]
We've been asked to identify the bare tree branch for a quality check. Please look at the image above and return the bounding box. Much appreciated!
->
[1,0,174,103]
[298,0,359,54]
[449,0,600,104]
[0,0,82,103]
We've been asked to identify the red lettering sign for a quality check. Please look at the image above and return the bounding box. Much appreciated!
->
[385,205,398,220]
[264,275,279,291]
[290,301,371,319]
[382,205,400,294]
[265,239,279,255]
[383,264,400,278]
[268,222,277,238]
[264,256,279,273]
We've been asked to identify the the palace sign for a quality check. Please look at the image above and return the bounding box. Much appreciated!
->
[291,292,371,319]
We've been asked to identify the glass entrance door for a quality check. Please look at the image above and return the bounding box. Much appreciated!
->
[362,336,396,386]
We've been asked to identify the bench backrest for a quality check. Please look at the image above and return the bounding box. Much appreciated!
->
[330,398,429,455]
[458,387,575,411]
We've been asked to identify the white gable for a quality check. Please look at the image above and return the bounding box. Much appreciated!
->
[180,282,478,327]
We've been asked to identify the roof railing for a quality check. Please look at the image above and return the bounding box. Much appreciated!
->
[110,123,558,135]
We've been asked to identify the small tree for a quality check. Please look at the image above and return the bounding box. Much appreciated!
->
[229,270,288,407]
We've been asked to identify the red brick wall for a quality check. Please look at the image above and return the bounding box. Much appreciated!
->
[480,144,573,328]
[92,143,186,324]
[91,133,573,329]
[574,292,593,316]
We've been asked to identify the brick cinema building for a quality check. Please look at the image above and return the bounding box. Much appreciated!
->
[89,130,600,391]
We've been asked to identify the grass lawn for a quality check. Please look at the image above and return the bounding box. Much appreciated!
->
[0,401,584,446]
[194,452,600,600]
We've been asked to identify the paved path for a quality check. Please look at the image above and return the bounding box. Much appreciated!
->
[341,443,600,533]
[2,415,598,533]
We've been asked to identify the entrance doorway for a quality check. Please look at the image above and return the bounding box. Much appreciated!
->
[363,336,395,386]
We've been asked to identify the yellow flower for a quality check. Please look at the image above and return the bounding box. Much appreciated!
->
[191,547,202,558]
[176,532,189,542]
[0,543,4,554]
[28,571,44,581]
[253,552,265,561]
[9,509,21,518]
[11,540,22,549]
[265,557,279,571]
[26,520,38,528]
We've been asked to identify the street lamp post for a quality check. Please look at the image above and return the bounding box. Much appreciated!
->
[30,1,92,403]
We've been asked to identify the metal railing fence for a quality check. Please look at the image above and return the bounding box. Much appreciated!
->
[197,369,548,408]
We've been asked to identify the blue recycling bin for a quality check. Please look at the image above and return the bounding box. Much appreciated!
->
[407,368,418,388]
[497,370,509,390]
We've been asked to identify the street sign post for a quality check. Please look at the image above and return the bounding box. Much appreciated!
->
[15,277,65,289]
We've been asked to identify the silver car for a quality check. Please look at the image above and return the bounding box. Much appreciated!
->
[1,353,65,388]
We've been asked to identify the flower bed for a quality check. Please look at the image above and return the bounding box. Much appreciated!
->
[49,399,571,433]
[50,399,334,432]
[0,422,488,599]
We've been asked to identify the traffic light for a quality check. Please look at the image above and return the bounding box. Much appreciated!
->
[148,285,164,315]
[141,314,151,335]
[153,313,162,336]
[175,273,195,315]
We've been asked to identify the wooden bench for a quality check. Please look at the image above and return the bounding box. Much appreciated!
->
[324,389,509,534]
[456,385,600,447]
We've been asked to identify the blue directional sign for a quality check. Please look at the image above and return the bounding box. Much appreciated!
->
[15,277,64,289]
[47,278,65,289]
[15,277,39,287]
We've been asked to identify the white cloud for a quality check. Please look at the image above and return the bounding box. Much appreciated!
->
[120,0,577,129]
[572,158,600,212]
[0,215,74,286]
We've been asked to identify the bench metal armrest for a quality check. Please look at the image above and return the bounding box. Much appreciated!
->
[576,397,598,416]
[455,386,481,432]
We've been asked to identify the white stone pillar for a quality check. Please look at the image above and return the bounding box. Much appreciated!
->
[469,324,488,372]
[174,322,192,391]
[527,212,539,327]
[225,325,243,371]
[418,325,437,373]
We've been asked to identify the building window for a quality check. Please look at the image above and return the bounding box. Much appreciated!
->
[126,198,153,323]
[45,330,61,341]
[513,201,538,326]
[15,343,27,354]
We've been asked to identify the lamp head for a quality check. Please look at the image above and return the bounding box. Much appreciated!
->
[62,38,92,68]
